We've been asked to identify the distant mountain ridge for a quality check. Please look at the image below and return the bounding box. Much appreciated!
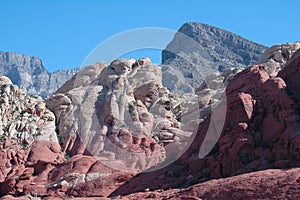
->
[0,51,79,98]
[161,22,268,93]
[0,22,268,97]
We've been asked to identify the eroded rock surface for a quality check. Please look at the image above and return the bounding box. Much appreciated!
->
[34,58,208,198]
[0,51,78,98]
[47,58,203,173]
[259,42,300,77]
[161,22,267,93]
[1,44,300,199]
[0,76,64,196]
[120,168,300,200]
[110,54,300,197]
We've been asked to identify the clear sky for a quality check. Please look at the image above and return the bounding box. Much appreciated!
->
[1,0,299,72]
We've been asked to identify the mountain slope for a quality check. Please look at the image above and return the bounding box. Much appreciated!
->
[161,22,267,93]
[0,47,300,199]
[0,23,267,97]
[0,51,78,98]
[110,49,300,198]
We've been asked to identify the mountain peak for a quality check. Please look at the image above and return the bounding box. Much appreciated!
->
[161,22,267,93]
[0,51,78,98]
[0,51,43,69]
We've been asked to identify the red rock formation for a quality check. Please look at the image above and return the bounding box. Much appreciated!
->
[120,168,300,200]
[110,57,300,197]
[2,168,299,199]
[278,49,300,108]
[1,50,300,199]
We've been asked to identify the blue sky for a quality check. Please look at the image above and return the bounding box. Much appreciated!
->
[0,0,299,72]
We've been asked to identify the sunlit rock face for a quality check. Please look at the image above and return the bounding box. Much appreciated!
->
[47,58,202,174]
[161,22,267,93]
[258,42,300,77]
[0,51,78,98]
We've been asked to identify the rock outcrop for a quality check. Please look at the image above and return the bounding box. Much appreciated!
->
[110,51,300,197]
[2,168,300,199]
[1,43,300,199]
[120,168,300,200]
[0,23,270,97]
[161,22,267,93]
[2,48,300,198]
[259,42,300,77]
[0,76,64,195]
[278,49,300,113]
[0,74,136,198]
[0,51,78,98]
[0,57,201,198]
[0,75,59,148]
[47,58,202,174]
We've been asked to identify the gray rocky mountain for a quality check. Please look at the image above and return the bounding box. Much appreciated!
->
[0,22,266,98]
[161,22,268,93]
[0,51,78,98]
[0,23,268,97]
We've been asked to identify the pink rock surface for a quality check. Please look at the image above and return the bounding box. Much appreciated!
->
[110,59,300,197]
[119,168,300,200]
[1,50,300,199]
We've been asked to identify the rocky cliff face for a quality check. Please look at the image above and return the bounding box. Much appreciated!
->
[0,23,268,97]
[0,51,78,98]
[0,58,207,198]
[123,48,300,200]
[0,31,300,198]
[1,50,300,199]
[161,22,267,93]
[0,75,64,195]
[47,58,202,174]
[259,42,300,77]
[109,49,300,198]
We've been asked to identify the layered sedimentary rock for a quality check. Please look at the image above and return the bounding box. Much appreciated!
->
[0,75,59,149]
[110,51,300,198]
[0,76,64,195]
[161,22,267,93]
[0,67,143,197]
[47,58,203,173]
[0,51,78,98]
[1,46,300,199]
